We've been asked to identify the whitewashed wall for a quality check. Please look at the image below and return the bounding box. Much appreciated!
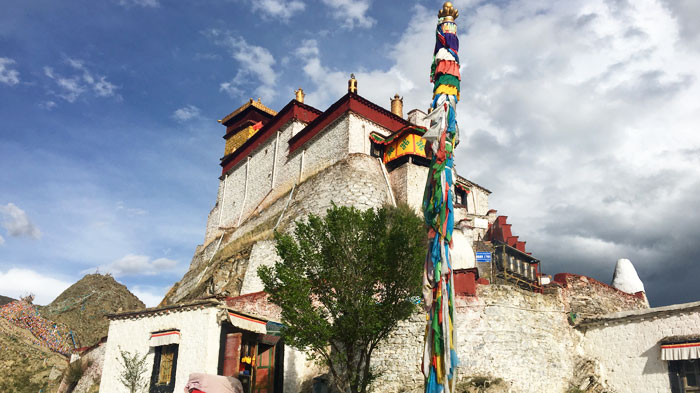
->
[99,307,221,393]
[467,187,489,216]
[389,161,429,213]
[372,285,580,393]
[348,113,391,156]
[205,111,393,245]
[580,303,700,393]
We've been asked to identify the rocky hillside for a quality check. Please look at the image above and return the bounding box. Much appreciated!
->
[40,273,145,348]
[0,303,68,393]
[0,295,15,306]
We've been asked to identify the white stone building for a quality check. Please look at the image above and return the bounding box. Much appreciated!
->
[97,82,700,393]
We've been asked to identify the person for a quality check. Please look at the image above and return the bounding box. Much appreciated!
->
[183,373,244,393]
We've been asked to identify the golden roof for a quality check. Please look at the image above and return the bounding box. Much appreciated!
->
[218,98,277,125]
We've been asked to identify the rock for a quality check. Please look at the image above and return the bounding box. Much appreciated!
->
[611,259,645,294]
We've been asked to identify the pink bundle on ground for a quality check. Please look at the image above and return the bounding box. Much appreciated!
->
[184,373,243,393]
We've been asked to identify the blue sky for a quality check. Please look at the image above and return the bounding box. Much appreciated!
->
[1,0,699,307]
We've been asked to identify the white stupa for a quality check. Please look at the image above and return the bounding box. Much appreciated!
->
[611,258,645,294]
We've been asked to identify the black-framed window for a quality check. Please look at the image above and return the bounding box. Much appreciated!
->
[455,188,467,207]
[150,344,179,393]
[370,143,384,158]
[669,359,700,393]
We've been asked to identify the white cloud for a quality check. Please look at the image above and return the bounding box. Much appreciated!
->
[93,76,118,97]
[298,0,700,304]
[296,39,319,58]
[40,100,58,110]
[92,254,179,277]
[0,57,20,86]
[252,0,305,20]
[293,36,417,109]
[0,268,72,305]
[43,58,118,103]
[321,0,375,29]
[0,203,41,240]
[0,234,4,245]
[130,285,170,307]
[207,30,278,100]
[118,0,159,8]
[116,201,148,216]
[172,105,201,122]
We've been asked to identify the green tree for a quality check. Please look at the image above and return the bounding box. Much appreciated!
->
[259,204,425,393]
[116,347,149,393]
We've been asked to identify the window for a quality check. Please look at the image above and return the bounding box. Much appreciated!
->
[669,359,700,393]
[683,360,700,391]
[370,143,383,158]
[455,188,467,208]
[150,344,179,393]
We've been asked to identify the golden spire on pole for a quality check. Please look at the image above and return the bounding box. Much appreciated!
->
[438,1,459,22]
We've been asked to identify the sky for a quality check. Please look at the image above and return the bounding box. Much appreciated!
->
[1,0,699,307]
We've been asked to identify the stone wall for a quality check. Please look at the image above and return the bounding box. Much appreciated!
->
[554,273,648,320]
[579,302,700,393]
[467,186,490,216]
[58,342,106,393]
[372,284,580,393]
[166,153,393,305]
[389,161,429,213]
[206,112,392,245]
[99,305,221,393]
[240,240,280,296]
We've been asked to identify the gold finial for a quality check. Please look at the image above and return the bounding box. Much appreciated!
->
[390,94,403,118]
[348,74,357,94]
[438,1,459,22]
[294,88,305,103]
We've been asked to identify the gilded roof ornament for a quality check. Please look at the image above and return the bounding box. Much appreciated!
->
[438,1,459,22]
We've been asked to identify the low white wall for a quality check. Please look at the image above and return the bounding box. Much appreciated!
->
[372,285,579,393]
[99,306,221,393]
[580,303,700,393]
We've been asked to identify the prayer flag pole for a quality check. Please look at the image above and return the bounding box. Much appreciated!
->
[422,2,460,393]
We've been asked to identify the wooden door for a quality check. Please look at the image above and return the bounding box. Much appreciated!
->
[253,345,275,393]
[223,333,242,377]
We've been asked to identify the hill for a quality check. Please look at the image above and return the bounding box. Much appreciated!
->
[0,295,15,306]
[0,302,68,393]
[40,273,145,348]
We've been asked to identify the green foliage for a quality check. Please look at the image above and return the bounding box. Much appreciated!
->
[116,347,149,393]
[65,360,85,390]
[455,375,507,393]
[259,204,425,393]
[0,359,47,393]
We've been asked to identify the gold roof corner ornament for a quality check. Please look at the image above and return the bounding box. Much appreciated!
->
[295,88,305,103]
[390,94,403,118]
[438,1,459,22]
[348,74,357,94]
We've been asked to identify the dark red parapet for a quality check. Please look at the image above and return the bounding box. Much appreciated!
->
[454,268,479,296]
[486,215,527,253]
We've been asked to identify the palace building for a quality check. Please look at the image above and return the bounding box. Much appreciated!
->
[98,79,700,393]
